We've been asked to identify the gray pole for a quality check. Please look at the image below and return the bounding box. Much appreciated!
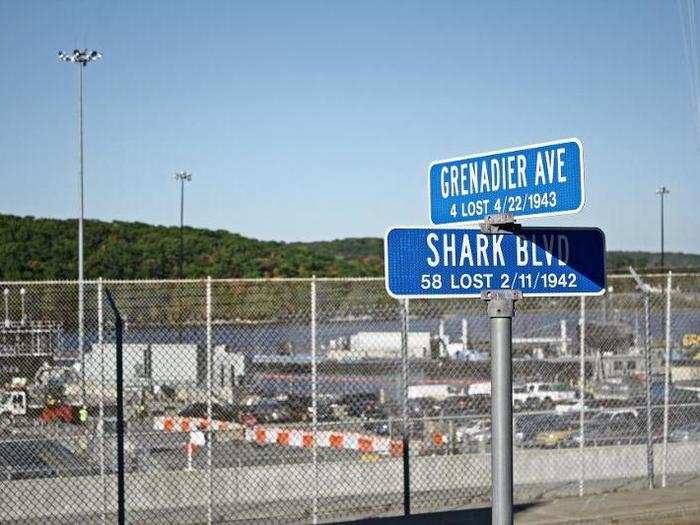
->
[19,288,26,325]
[97,278,106,524]
[310,276,318,525]
[401,298,411,516]
[578,296,586,497]
[656,186,670,268]
[173,172,192,278]
[180,177,185,278]
[483,290,520,525]
[59,49,102,399]
[3,289,8,327]
[662,271,672,487]
[660,193,664,268]
[206,277,213,524]
[644,291,654,489]
[78,62,85,399]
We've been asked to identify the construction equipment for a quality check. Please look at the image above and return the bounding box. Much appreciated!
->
[0,365,89,430]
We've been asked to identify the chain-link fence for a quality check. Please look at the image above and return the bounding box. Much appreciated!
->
[0,274,698,523]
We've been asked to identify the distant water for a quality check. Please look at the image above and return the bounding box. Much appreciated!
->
[62,308,698,358]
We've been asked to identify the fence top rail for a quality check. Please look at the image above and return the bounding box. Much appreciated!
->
[0,277,387,285]
[0,272,696,286]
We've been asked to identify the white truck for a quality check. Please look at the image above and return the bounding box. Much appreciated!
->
[0,389,28,422]
[512,382,577,410]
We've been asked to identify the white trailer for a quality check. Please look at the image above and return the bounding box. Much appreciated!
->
[467,381,492,395]
[407,384,463,400]
[348,331,432,359]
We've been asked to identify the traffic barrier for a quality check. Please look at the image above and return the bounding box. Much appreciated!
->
[242,426,451,456]
[153,416,237,432]
[244,426,407,456]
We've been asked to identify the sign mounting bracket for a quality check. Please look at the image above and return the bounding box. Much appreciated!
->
[479,213,521,235]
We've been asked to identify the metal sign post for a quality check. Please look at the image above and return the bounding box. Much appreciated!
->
[482,289,521,525]
[400,298,411,516]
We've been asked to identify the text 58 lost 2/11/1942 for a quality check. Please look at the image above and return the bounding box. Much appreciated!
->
[384,227,605,298]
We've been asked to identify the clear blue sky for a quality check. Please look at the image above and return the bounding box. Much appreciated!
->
[1,1,698,252]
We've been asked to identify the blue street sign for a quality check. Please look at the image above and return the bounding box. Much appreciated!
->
[429,138,584,225]
[385,227,605,298]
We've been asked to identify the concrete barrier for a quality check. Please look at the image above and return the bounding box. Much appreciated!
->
[1,442,699,522]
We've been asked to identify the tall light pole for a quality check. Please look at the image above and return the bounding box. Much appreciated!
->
[174,172,192,278]
[58,49,102,398]
[656,186,670,268]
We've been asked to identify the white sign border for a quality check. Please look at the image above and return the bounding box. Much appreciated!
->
[383,224,606,299]
[428,137,586,226]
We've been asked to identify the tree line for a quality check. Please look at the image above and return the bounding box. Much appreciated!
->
[0,214,696,280]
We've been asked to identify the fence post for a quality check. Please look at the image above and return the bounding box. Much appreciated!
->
[579,296,586,497]
[311,276,318,525]
[206,277,213,524]
[644,290,654,489]
[401,298,411,517]
[97,278,106,524]
[662,271,672,487]
[104,289,125,525]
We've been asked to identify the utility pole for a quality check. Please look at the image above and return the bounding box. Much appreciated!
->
[58,49,102,398]
[656,186,670,268]
[174,172,193,278]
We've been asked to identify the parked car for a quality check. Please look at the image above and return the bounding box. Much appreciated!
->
[362,406,392,436]
[407,398,442,418]
[533,417,578,448]
[467,394,491,414]
[339,393,379,417]
[554,398,594,414]
[276,394,310,421]
[455,419,491,443]
[669,423,700,442]
[178,403,237,422]
[515,414,575,448]
[439,395,472,417]
[250,399,292,424]
[589,408,640,427]
[274,394,335,422]
[564,409,645,447]
[512,382,577,411]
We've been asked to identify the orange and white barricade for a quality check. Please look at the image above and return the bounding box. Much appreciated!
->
[432,432,448,447]
[244,426,405,457]
[153,416,233,433]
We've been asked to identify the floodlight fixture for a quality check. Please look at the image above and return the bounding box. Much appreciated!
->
[58,49,103,65]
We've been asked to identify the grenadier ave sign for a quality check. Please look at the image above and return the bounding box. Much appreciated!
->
[429,138,584,225]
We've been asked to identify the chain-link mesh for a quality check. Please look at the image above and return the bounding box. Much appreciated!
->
[0,274,698,523]
[0,281,107,523]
